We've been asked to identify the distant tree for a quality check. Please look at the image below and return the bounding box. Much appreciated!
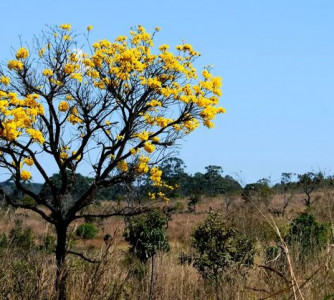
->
[160,157,189,198]
[297,172,323,207]
[192,211,254,300]
[241,179,274,208]
[124,209,170,300]
[188,193,201,212]
[204,165,224,196]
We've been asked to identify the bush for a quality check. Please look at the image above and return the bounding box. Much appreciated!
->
[192,211,254,283]
[124,209,170,263]
[285,212,330,259]
[9,221,35,250]
[76,223,99,239]
[0,233,8,248]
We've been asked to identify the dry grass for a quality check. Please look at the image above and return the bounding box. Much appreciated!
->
[0,191,334,299]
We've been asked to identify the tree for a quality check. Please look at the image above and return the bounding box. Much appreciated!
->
[241,179,274,208]
[297,172,323,207]
[192,211,254,300]
[124,209,170,300]
[0,24,224,299]
[160,157,189,198]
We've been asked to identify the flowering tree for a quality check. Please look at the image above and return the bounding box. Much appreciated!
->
[0,24,224,299]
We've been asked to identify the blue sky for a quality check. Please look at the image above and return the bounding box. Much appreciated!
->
[1,0,333,184]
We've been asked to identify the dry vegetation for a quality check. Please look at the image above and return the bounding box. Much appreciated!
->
[1,190,334,300]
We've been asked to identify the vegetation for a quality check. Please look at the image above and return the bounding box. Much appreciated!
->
[1,22,334,300]
[0,23,224,299]
[76,223,99,240]
[192,211,254,299]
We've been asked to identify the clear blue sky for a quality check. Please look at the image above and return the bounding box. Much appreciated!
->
[1,0,333,184]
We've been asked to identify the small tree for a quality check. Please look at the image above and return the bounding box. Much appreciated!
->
[0,24,224,299]
[192,211,254,300]
[124,209,170,300]
[297,172,323,207]
[241,179,274,209]
[286,212,330,261]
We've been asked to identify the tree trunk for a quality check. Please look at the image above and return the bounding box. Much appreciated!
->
[55,222,69,300]
[148,255,155,300]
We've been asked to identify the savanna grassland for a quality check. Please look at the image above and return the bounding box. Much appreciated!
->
[1,185,334,300]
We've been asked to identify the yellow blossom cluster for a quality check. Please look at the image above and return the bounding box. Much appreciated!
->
[15,48,29,60]
[0,92,44,142]
[23,157,34,166]
[20,170,31,181]
[58,101,69,112]
[67,107,82,124]
[150,167,162,185]
[59,24,71,30]
[136,155,149,173]
[144,142,155,153]
[0,76,10,86]
[118,160,128,172]
[43,69,53,77]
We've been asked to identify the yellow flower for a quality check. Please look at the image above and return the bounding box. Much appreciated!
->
[151,136,160,143]
[70,73,82,82]
[144,142,155,153]
[150,167,162,185]
[23,157,34,166]
[136,131,149,141]
[63,35,72,41]
[58,101,69,112]
[26,128,45,144]
[60,152,68,160]
[42,69,53,77]
[64,63,78,74]
[117,160,128,172]
[87,25,93,31]
[20,170,31,181]
[8,60,24,71]
[38,48,45,58]
[59,24,71,30]
[136,155,149,173]
[0,76,10,86]
[15,48,29,60]
[72,151,81,160]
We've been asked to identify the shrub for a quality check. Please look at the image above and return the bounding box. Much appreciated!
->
[124,209,170,263]
[9,221,35,250]
[285,212,330,259]
[192,211,255,286]
[76,223,99,239]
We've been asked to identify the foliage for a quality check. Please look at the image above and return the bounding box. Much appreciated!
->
[297,172,323,206]
[76,223,99,239]
[9,221,35,250]
[0,233,8,248]
[192,211,254,282]
[285,212,330,259]
[124,209,170,263]
[241,179,274,207]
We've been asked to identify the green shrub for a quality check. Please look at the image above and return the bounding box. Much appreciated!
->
[0,233,8,248]
[9,221,35,250]
[76,223,99,239]
[192,211,255,282]
[124,209,170,263]
[285,212,330,259]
